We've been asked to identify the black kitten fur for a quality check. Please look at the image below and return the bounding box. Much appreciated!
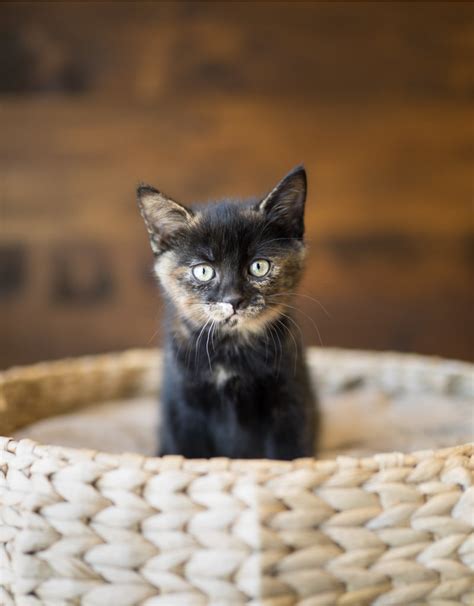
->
[137,166,318,459]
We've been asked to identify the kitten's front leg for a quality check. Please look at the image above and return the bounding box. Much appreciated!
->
[265,430,310,460]
[158,395,215,458]
[264,402,315,460]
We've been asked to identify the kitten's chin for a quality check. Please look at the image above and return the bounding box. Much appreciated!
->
[221,315,241,329]
[183,300,281,336]
[218,305,282,337]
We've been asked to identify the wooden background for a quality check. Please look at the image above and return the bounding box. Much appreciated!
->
[1,1,473,368]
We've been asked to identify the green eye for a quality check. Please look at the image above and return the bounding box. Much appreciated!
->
[249,259,270,277]
[192,263,215,282]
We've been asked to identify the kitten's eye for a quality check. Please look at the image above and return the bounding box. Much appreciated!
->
[249,259,270,278]
[192,263,215,282]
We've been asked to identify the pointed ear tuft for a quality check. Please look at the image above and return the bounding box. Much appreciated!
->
[257,165,307,239]
[137,183,194,255]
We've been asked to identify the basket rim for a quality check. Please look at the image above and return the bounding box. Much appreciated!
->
[2,345,473,379]
[1,346,473,470]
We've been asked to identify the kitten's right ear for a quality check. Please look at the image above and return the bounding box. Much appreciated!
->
[137,184,194,255]
[256,165,307,239]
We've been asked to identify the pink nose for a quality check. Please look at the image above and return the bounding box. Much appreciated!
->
[222,294,244,311]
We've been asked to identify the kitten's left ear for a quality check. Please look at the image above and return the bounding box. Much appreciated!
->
[137,184,194,255]
[256,165,307,239]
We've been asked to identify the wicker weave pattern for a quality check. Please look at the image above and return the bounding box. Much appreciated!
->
[1,349,473,605]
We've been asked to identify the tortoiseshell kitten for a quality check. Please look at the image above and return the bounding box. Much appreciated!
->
[137,166,318,460]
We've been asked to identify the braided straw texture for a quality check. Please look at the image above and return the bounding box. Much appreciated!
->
[1,348,473,606]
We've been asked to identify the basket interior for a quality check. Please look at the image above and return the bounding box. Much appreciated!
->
[3,348,473,458]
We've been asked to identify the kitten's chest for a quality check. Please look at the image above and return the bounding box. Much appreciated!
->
[186,357,279,425]
[174,334,284,407]
[193,350,271,396]
[186,364,272,441]
[211,364,238,389]
[184,339,267,386]
[187,362,244,401]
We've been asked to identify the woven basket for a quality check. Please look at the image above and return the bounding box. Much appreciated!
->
[1,348,473,606]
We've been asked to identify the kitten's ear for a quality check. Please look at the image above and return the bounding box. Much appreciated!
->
[137,184,194,255]
[256,165,307,238]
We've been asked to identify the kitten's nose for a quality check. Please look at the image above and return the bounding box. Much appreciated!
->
[223,294,245,312]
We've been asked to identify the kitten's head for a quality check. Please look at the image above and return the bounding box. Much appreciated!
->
[137,166,308,336]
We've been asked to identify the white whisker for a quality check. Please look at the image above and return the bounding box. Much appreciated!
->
[147,326,161,345]
[272,322,283,376]
[269,298,324,346]
[205,320,214,371]
[267,323,279,375]
[277,310,303,340]
[275,317,298,376]
[194,317,211,369]
[270,292,331,318]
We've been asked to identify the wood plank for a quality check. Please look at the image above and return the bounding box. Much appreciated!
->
[1,1,472,366]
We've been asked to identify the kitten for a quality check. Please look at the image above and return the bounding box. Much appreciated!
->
[137,166,318,459]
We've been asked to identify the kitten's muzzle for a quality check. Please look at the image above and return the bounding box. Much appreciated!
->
[212,302,238,322]
[222,293,245,312]
[210,295,265,325]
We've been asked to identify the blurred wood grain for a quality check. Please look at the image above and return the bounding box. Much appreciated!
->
[1,1,473,366]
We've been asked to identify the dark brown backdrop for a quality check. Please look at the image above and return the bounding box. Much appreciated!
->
[1,1,473,368]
